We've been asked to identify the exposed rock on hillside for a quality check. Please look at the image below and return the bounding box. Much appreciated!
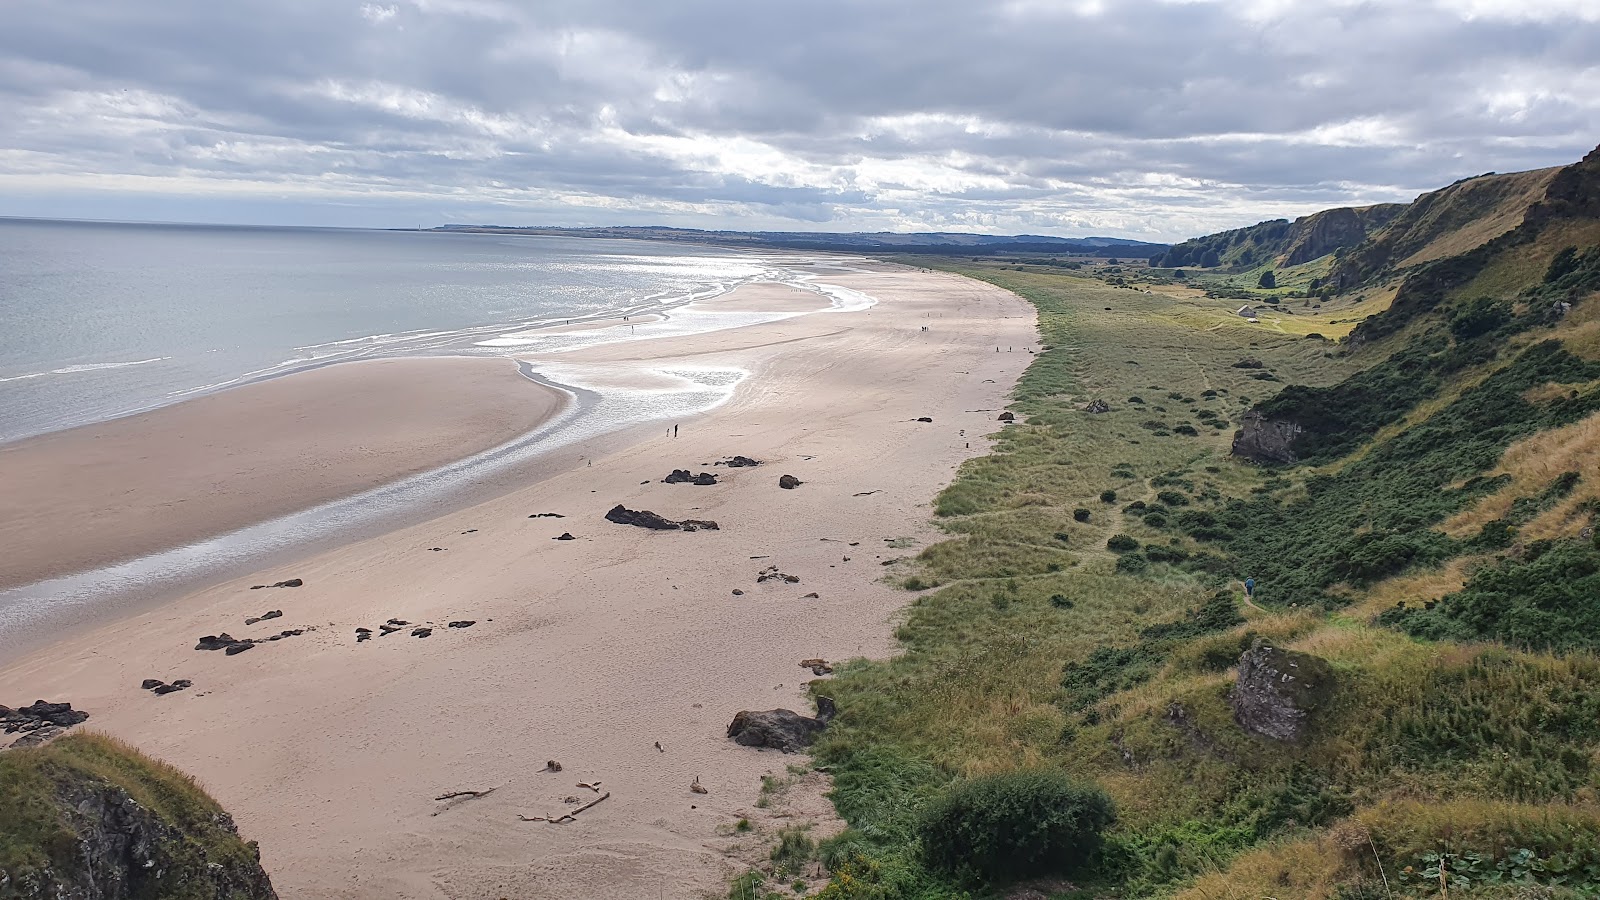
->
[1281,204,1404,267]
[1230,411,1302,464]
[1229,640,1334,743]
[0,733,278,899]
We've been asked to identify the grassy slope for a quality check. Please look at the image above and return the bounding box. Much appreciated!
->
[0,732,264,891]
[787,253,1600,900]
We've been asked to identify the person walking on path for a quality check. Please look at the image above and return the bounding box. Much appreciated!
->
[1244,577,1256,601]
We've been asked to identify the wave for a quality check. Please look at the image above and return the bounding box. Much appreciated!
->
[0,357,171,384]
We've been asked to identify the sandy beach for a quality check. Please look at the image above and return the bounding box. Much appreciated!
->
[0,268,1035,898]
[0,357,565,592]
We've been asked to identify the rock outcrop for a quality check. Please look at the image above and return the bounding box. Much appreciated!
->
[778,474,802,489]
[1229,640,1334,743]
[1231,410,1303,464]
[727,696,836,753]
[1085,400,1111,413]
[714,456,761,467]
[662,469,718,485]
[2,701,90,734]
[0,733,278,899]
[605,505,718,531]
[249,578,302,590]
[998,411,1015,422]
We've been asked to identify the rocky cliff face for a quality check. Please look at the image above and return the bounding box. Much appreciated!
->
[1281,204,1403,267]
[1230,410,1302,464]
[1,734,277,900]
[1229,640,1335,744]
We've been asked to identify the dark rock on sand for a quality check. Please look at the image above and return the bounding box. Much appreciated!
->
[715,456,761,467]
[800,658,833,676]
[152,680,192,696]
[529,512,566,518]
[250,578,302,590]
[606,505,680,530]
[915,416,933,422]
[244,610,283,626]
[679,519,719,531]
[448,620,475,629]
[663,469,718,485]
[412,627,433,638]
[778,474,802,489]
[356,629,372,642]
[998,411,1015,422]
[140,679,164,691]
[196,633,252,652]
[756,565,800,584]
[554,532,576,540]
[3,700,91,733]
[727,697,836,753]
[224,642,254,655]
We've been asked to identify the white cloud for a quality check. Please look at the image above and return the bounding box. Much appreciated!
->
[359,3,398,24]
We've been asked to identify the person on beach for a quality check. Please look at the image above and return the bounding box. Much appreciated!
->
[673,424,679,438]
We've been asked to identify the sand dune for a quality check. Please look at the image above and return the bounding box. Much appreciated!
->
[0,270,1036,898]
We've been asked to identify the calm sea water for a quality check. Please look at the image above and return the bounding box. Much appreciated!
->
[0,218,782,444]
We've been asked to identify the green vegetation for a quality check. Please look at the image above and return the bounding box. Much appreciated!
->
[784,147,1600,899]
[0,732,268,896]
[919,771,1115,881]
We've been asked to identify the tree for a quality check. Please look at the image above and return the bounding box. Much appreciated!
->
[1258,270,1277,289]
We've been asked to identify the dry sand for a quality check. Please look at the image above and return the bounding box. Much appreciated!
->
[0,269,1036,898]
[0,357,565,590]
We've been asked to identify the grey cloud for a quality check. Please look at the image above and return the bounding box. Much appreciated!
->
[0,0,1595,239]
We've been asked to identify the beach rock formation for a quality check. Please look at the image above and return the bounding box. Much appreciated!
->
[756,565,800,584]
[140,679,192,696]
[244,609,282,625]
[195,633,253,653]
[727,697,836,753]
[1085,400,1111,413]
[529,512,566,518]
[554,532,576,540]
[715,456,761,467]
[915,416,933,422]
[1231,410,1303,465]
[448,620,475,629]
[1230,640,1335,743]
[2,701,90,734]
[0,734,278,898]
[249,578,302,590]
[605,505,718,531]
[998,411,1015,421]
[663,469,718,485]
[778,474,803,489]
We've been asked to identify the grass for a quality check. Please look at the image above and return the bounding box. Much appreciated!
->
[791,252,1600,899]
[0,732,264,891]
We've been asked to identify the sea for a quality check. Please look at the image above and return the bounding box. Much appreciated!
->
[0,217,875,653]
[0,218,842,444]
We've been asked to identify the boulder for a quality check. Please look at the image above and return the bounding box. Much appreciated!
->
[715,456,761,467]
[244,610,283,626]
[554,532,576,540]
[998,411,1015,422]
[2,700,91,733]
[663,469,718,485]
[1231,409,1303,465]
[727,697,836,753]
[1085,399,1111,413]
[1229,640,1335,743]
[778,474,802,490]
[605,505,680,530]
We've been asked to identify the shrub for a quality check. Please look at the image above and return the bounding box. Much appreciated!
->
[1073,508,1091,522]
[1174,424,1200,436]
[1107,534,1140,553]
[1123,501,1147,513]
[919,771,1115,881]
[1156,490,1190,507]
[1100,490,1118,503]
[1115,553,1150,574]
[1142,512,1169,528]
[1050,593,1075,609]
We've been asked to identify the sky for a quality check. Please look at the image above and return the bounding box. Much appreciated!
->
[0,0,1596,241]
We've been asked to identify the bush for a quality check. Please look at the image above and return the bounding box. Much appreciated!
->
[1156,490,1190,507]
[1073,508,1091,522]
[1107,534,1140,553]
[920,771,1115,881]
[1100,490,1118,503]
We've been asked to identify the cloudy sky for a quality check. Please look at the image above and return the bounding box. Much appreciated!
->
[1,0,1596,240]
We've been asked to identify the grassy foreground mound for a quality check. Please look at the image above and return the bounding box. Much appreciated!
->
[779,145,1600,900]
[0,732,276,899]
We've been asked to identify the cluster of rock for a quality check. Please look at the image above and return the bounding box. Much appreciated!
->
[357,618,475,642]
[3,700,90,736]
[1085,399,1112,413]
[140,679,192,696]
[243,609,282,625]
[713,456,761,467]
[662,469,718,485]
[727,697,836,753]
[1231,410,1303,465]
[756,565,800,584]
[604,505,719,531]
[195,629,305,655]
[249,578,302,590]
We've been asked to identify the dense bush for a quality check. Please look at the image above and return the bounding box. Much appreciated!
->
[1106,534,1140,553]
[1100,489,1118,503]
[920,771,1115,881]
[1073,508,1091,522]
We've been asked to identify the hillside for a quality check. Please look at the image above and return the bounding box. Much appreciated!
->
[749,144,1600,900]
[0,732,277,898]
[1151,204,1402,272]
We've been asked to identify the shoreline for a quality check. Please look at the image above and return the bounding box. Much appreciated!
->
[0,267,1038,898]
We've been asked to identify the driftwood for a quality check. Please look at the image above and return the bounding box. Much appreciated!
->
[577,780,603,792]
[518,791,610,823]
[852,490,882,497]
[431,787,496,816]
